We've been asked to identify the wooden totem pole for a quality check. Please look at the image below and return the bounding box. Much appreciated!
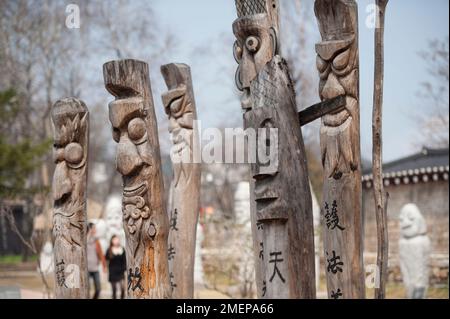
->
[314,0,365,298]
[103,59,170,299]
[161,63,201,298]
[51,97,89,298]
[233,0,316,299]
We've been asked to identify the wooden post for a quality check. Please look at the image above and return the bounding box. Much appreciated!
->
[373,0,389,299]
[103,59,171,299]
[161,63,201,298]
[314,0,365,299]
[51,97,89,299]
[233,0,316,299]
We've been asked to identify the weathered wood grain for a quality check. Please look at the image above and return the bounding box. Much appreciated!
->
[314,0,365,299]
[51,97,89,299]
[234,0,316,298]
[298,95,346,127]
[161,63,201,298]
[103,59,170,299]
[373,0,389,299]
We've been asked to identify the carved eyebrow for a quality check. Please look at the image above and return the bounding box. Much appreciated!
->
[109,97,144,129]
[232,15,270,39]
[161,86,186,109]
[315,37,354,60]
[53,141,65,148]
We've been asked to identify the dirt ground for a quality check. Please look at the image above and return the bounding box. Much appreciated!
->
[0,266,447,299]
[0,268,230,299]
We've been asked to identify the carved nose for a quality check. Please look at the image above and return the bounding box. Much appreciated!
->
[168,117,179,133]
[116,136,143,176]
[240,49,257,89]
[53,161,72,201]
[322,73,345,100]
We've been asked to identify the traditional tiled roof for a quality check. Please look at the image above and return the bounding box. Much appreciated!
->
[362,147,449,188]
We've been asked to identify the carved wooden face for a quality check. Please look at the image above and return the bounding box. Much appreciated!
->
[233,14,277,108]
[162,84,194,143]
[52,112,88,206]
[162,83,195,185]
[245,106,279,205]
[109,97,154,247]
[315,35,359,176]
[109,97,153,175]
[316,36,358,128]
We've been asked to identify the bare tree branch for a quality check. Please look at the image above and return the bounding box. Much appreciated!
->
[372,0,389,300]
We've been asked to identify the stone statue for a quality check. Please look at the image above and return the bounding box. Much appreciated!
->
[39,241,54,275]
[194,222,205,294]
[399,203,431,299]
[104,194,126,247]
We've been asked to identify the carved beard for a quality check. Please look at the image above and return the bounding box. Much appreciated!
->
[53,200,84,248]
[317,44,359,177]
[170,125,193,187]
[320,96,359,177]
[122,180,150,258]
[52,141,87,249]
[165,92,194,188]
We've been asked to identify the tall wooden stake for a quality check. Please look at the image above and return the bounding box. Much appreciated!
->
[373,0,389,299]
[103,59,170,299]
[51,97,89,299]
[314,0,365,299]
[233,0,316,299]
[161,63,201,298]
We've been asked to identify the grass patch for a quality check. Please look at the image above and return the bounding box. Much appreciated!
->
[0,254,37,264]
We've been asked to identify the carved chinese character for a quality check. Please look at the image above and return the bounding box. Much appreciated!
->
[128,267,143,292]
[55,260,67,288]
[326,250,344,274]
[269,251,286,283]
[325,200,345,231]
[233,0,315,299]
[315,0,365,298]
[331,288,343,299]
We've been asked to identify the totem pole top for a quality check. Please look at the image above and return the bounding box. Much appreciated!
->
[103,59,151,99]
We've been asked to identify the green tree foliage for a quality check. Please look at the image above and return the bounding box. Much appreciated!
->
[0,89,51,199]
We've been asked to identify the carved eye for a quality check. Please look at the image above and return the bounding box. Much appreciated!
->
[245,36,260,53]
[233,41,242,63]
[235,65,243,92]
[128,118,147,143]
[316,55,328,73]
[64,142,83,165]
[112,128,120,143]
[53,148,64,163]
[170,97,183,115]
[332,50,350,70]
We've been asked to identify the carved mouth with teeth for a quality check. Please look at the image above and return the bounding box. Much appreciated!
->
[123,181,148,198]
[322,96,356,128]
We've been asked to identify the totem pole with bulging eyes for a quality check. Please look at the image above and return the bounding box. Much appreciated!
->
[233,0,316,299]
[51,97,89,298]
[314,0,365,299]
[161,63,201,298]
[103,59,170,299]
